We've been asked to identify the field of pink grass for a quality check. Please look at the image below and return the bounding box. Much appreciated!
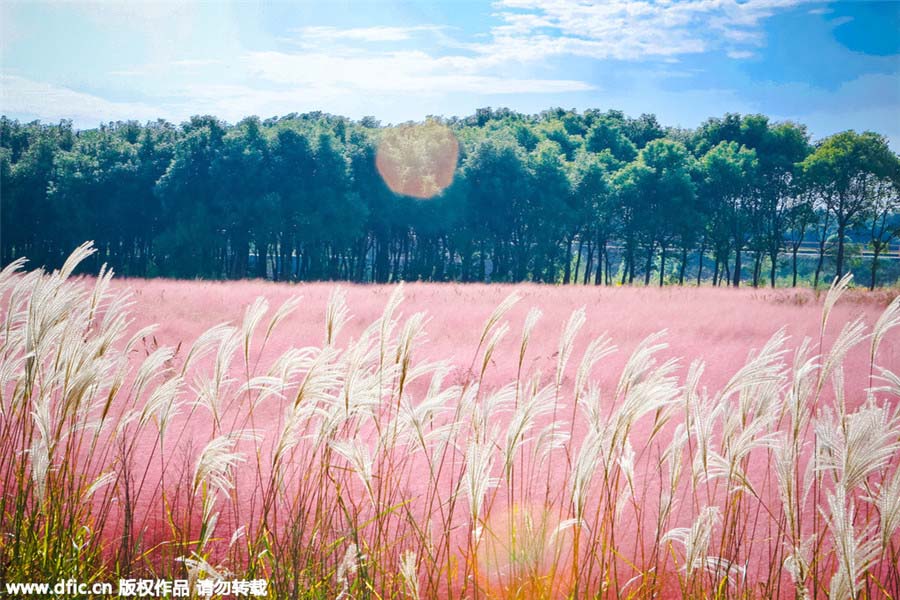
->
[120,278,895,399]
[6,259,900,600]
[115,279,898,591]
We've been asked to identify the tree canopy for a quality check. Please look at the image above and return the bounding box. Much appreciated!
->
[2,108,899,288]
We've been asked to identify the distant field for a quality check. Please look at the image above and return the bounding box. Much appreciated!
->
[120,277,896,395]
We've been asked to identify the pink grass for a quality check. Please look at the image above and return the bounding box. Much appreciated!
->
[9,271,900,598]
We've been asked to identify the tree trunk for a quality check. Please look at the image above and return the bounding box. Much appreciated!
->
[583,241,594,285]
[870,246,882,290]
[752,251,761,288]
[696,242,704,286]
[769,250,777,288]
[478,240,486,282]
[604,250,611,285]
[643,243,655,286]
[659,245,667,287]
[563,236,573,284]
[574,238,583,285]
[712,253,720,287]
[679,245,688,285]
[724,253,731,286]
[256,240,268,279]
[835,221,846,279]
[791,246,799,287]
[814,240,826,289]
[732,246,742,287]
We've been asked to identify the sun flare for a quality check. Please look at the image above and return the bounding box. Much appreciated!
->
[375,121,459,199]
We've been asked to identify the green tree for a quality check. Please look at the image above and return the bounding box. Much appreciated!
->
[801,131,900,279]
[700,141,758,286]
[862,176,900,289]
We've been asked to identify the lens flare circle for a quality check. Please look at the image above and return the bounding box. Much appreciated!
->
[375,121,459,199]
[475,502,573,598]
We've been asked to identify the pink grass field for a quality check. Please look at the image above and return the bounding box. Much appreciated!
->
[118,278,896,397]
[9,270,900,599]
[108,278,898,594]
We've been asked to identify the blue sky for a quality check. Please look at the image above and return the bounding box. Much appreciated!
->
[1,0,898,147]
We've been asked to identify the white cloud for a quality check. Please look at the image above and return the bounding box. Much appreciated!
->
[0,75,163,125]
[228,0,805,108]
[293,25,444,43]
[7,0,889,148]
[489,0,810,60]
[242,48,592,95]
[828,16,854,28]
[172,59,225,68]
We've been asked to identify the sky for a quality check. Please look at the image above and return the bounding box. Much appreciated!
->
[1,0,898,148]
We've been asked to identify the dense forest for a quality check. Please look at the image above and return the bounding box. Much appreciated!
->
[1,108,899,288]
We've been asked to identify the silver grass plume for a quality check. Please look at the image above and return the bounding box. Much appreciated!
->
[555,307,586,392]
[240,296,269,367]
[821,272,853,340]
[816,401,900,490]
[325,287,349,346]
[399,550,420,600]
[823,486,880,600]
[871,294,900,366]
[662,506,720,577]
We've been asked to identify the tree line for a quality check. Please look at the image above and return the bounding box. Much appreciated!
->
[1,108,899,288]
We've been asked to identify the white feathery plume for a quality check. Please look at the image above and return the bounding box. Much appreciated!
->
[181,322,235,376]
[821,272,853,339]
[784,338,817,437]
[718,327,789,402]
[662,506,719,577]
[872,366,900,398]
[690,392,725,488]
[193,431,259,497]
[570,426,603,522]
[477,291,520,352]
[330,438,375,502]
[517,307,542,375]
[615,330,669,401]
[873,469,900,552]
[324,287,349,346]
[335,543,361,598]
[823,486,880,600]
[463,431,499,523]
[555,307,586,392]
[58,241,96,280]
[237,375,285,410]
[83,471,116,501]
[816,401,900,490]
[657,423,689,538]
[480,321,509,380]
[871,294,900,365]
[138,375,182,440]
[818,317,867,400]
[574,333,616,403]
[615,438,636,521]
[241,296,269,366]
[399,550,420,600]
[503,378,555,478]
[264,295,302,344]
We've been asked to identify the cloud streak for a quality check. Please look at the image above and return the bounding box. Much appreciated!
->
[0,75,162,124]
[488,0,810,60]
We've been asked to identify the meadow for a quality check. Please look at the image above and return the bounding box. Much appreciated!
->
[2,243,899,599]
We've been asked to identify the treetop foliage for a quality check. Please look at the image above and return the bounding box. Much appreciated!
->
[1,107,898,287]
